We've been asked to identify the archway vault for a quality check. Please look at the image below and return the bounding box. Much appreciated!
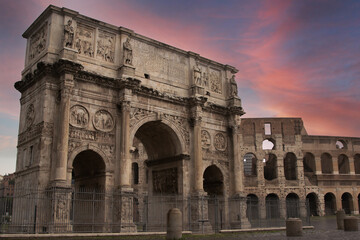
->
[130,116,188,157]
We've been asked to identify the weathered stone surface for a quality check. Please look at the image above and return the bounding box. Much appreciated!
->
[12,5,360,234]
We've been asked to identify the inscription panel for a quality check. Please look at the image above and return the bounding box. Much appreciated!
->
[132,40,188,84]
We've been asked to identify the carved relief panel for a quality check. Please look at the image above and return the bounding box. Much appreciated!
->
[29,22,48,60]
[75,24,95,57]
[153,168,178,194]
[201,130,211,149]
[209,69,222,94]
[25,104,35,129]
[93,110,114,132]
[97,31,115,63]
[214,132,227,152]
[70,105,89,128]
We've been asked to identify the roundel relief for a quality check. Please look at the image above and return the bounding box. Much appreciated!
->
[93,110,114,132]
[214,132,227,151]
[25,104,35,128]
[201,130,211,149]
[70,105,89,128]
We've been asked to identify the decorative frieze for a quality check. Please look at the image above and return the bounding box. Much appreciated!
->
[18,122,53,146]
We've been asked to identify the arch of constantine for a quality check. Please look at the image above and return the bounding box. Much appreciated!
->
[12,5,360,233]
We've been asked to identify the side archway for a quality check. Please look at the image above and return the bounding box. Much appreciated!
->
[324,192,336,215]
[306,192,319,216]
[341,192,353,214]
[203,165,224,196]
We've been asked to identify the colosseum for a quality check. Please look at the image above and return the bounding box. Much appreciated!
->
[11,5,360,233]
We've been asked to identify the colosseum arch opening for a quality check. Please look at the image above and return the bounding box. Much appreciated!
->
[321,153,333,174]
[324,192,336,215]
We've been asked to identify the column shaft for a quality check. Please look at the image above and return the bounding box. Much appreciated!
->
[120,102,131,187]
[55,85,71,182]
[193,122,203,192]
[233,130,243,193]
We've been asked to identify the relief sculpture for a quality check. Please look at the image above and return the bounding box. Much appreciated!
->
[75,25,94,57]
[229,75,238,97]
[29,23,47,60]
[93,110,114,132]
[153,168,178,194]
[123,38,133,65]
[201,130,211,149]
[70,105,89,128]
[193,61,202,85]
[25,104,35,129]
[97,31,115,63]
[214,132,227,151]
[64,19,74,48]
[210,69,222,94]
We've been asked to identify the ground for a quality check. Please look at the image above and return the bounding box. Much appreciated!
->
[0,216,359,240]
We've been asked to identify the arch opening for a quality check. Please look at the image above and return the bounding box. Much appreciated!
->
[338,154,350,174]
[244,153,257,176]
[286,193,300,218]
[321,153,333,174]
[341,192,353,214]
[265,194,280,220]
[203,165,224,196]
[133,121,183,195]
[324,193,336,215]
[264,154,277,181]
[306,193,319,216]
[246,194,259,220]
[71,150,106,232]
[303,152,315,173]
[355,154,360,174]
[72,150,106,192]
[284,152,297,180]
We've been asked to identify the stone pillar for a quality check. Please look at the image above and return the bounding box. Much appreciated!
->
[315,156,322,175]
[349,156,355,175]
[232,124,243,193]
[286,218,302,236]
[190,101,204,193]
[120,101,131,187]
[333,157,339,174]
[54,73,74,184]
[167,208,182,240]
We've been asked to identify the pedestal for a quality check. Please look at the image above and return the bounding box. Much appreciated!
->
[229,194,251,229]
[112,187,137,232]
[49,187,72,233]
[190,192,213,233]
[118,64,135,77]
[59,47,78,61]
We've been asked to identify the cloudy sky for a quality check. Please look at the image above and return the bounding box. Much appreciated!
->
[0,0,359,175]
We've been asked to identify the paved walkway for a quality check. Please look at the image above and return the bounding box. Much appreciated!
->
[0,216,359,239]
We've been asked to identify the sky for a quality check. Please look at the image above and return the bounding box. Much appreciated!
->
[0,0,359,175]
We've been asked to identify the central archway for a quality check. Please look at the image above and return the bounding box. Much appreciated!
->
[132,120,184,195]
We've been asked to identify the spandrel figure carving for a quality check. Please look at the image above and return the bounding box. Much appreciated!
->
[64,19,74,48]
[230,75,238,97]
[123,38,133,65]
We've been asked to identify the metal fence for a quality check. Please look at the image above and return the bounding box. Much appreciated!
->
[0,189,311,234]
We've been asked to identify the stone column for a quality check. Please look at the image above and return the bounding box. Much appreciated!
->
[315,156,322,175]
[333,157,339,174]
[119,101,131,187]
[349,157,355,175]
[54,73,74,184]
[190,103,204,193]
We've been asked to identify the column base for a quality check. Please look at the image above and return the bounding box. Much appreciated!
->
[190,192,213,233]
[112,187,137,233]
[229,193,251,229]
